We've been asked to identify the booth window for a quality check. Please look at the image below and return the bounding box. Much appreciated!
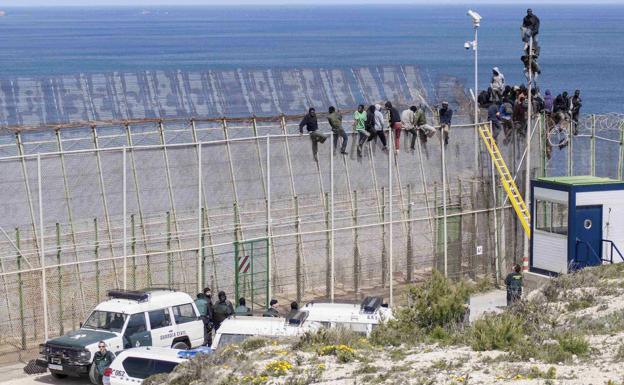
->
[535,200,568,235]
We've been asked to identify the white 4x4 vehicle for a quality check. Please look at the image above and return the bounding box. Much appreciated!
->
[302,296,393,336]
[102,346,212,385]
[38,289,205,384]
[211,311,321,349]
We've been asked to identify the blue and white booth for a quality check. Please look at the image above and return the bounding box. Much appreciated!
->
[530,176,624,275]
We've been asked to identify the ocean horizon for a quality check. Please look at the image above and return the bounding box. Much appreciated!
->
[0,4,622,113]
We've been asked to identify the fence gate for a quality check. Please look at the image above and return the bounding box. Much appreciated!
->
[234,238,269,311]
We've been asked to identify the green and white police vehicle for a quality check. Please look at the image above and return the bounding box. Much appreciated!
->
[38,289,205,384]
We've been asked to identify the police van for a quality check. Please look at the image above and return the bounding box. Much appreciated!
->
[211,311,322,349]
[38,289,205,384]
[102,346,212,385]
[302,296,392,336]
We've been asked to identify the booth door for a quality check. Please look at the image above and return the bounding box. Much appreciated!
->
[575,205,603,268]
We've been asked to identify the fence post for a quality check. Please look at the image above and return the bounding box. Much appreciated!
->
[294,195,302,303]
[324,192,330,298]
[166,211,172,287]
[619,121,624,180]
[406,184,413,283]
[56,223,63,335]
[122,146,127,290]
[381,187,387,288]
[353,190,360,297]
[38,154,49,342]
[197,142,203,293]
[591,114,596,176]
[94,218,100,302]
[131,214,136,289]
[16,228,26,350]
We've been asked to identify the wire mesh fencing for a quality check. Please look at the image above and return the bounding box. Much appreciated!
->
[2,111,611,361]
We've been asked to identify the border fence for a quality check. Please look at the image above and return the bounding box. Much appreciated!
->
[0,109,620,362]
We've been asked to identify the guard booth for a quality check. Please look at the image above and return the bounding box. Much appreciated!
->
[530,176,624,275]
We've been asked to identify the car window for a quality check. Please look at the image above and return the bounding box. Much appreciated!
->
[124,313,147,336]
[122,356,179,379]
[83,311,127,333]
[148,309,171,329]
[172,303,196,324]
[216,333,250,348]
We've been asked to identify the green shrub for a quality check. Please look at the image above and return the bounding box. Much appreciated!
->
[469,313,524,351]
[241,337,268,351]
[556,332,590,356]
[293,327,362,351]
[409,270,471,330]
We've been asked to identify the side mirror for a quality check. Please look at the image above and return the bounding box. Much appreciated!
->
[79,322,83,328]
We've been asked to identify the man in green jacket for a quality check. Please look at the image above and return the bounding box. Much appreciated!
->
[328,106,348,155]
[92,341,115,384]
[414,106,436,146]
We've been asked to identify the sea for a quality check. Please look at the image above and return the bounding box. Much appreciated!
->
[0,4,622,114]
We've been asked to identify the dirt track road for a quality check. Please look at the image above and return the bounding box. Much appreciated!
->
[0,363,90,385]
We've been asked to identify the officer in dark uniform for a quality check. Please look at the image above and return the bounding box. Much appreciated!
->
[263,299,280,317]
[504,264,523,306]
[212,291,234,331]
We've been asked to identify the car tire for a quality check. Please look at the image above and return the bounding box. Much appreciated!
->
[171,341,189,350]
[88,363,102,385]
[50,371,68,379]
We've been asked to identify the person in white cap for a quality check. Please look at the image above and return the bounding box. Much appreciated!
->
[490,67,505,102]
[373,104,388,151]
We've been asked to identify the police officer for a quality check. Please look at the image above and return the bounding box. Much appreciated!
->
[263,299,280,317]
[212,291,234,330]
[505,264,523,306]
[91,341,115,384]
[234,297,252,316]
[286,301,299,319]
[195,293,211,345]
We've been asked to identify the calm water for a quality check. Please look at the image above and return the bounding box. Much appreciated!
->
[0,5,623,113]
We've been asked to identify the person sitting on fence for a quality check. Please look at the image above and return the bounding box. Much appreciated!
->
[385,101,402,153]
[327,106,348,155]
[490,67,505,102]
[521,8,540,44]
[571,90,582,135]
[234,297,252,316]
[488,101,502,140]
[299,107,327,162]
[263,299,280,317]
[438,101,453,146]
[415,105,436,146]
[401,105,417,150]
[365,105,378,143]
[513,96,528,137]
[499,97,514,144]
[373,104,388,151]
[353,104,369,158]
[478,88,493,109]
[543,89,553,115]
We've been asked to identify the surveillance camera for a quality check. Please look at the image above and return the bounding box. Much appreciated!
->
[464,41,471,50]
[467,9,482,25]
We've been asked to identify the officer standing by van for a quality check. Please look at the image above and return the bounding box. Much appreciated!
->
[195,293,211,345]
[92,341,115,384]
[212,291,234,330]
[505,264,523,306]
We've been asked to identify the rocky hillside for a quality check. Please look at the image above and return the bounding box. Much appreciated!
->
[146,265,624,385]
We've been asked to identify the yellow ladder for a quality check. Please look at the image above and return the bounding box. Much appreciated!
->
[478,125,531,237]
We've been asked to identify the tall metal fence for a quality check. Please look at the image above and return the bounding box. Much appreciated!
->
[0,111,552,361]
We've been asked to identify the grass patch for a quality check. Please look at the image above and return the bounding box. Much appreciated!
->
[469,313,524,351]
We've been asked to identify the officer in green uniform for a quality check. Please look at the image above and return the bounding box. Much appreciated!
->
[195,293,211,345]
[92,341,115,384]
[504,264,523,306]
